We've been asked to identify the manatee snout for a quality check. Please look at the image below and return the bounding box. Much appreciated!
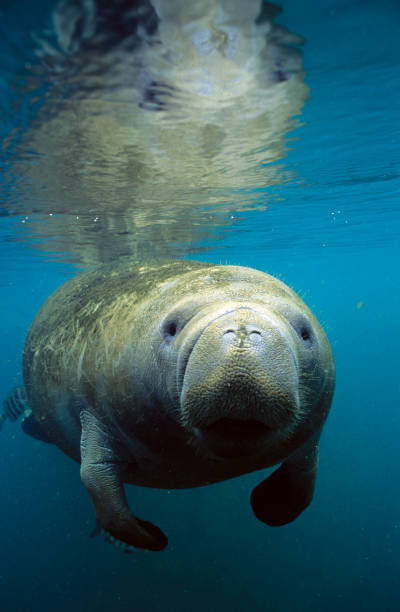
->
[178,306,300,457]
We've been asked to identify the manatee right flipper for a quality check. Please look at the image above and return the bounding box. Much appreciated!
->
[80,410,168,552]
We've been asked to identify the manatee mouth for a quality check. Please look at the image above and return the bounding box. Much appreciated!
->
[194,418,275,459]
[203,418,273,440]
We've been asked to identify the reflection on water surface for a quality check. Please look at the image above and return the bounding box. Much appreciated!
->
[3,0,308,266]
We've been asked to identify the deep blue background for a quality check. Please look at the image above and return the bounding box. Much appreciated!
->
[1,1,399,610]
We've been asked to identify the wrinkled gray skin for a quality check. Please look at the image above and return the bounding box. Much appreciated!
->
[23,260,334,551]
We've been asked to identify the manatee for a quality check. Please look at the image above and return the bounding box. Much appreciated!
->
[8,260,334,551]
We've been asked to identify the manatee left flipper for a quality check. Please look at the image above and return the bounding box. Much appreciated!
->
[1,386,52,443]
[80,410,168,552]
[1,387,30,428]
[251,441,319,526]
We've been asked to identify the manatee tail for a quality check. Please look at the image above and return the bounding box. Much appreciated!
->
[1,386,52,443]
[0,387,31,430]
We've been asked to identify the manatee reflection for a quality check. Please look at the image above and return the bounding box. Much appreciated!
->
[4,0,308,266]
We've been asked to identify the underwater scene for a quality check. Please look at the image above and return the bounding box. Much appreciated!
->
[0,0,399,610]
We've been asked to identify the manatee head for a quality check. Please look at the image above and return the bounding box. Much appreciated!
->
[141,265,333,461]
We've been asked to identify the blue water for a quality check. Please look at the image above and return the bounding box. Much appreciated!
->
[1,1,399,611]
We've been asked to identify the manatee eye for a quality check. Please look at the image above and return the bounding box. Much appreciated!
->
[163,320,178,339]
[286,310,314,346]
[301,328,310,341]
[161,302,202,342]
[298,324,314,345]
[167,322,177,337]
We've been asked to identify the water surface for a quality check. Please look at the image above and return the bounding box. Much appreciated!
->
[0,1,399,611]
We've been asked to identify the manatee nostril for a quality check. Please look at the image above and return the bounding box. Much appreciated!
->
[223,329,263,340]
[249,330,262,344]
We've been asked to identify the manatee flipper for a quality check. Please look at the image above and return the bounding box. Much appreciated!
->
[1,386,30,429]
[251,441,319,526]
[1,386,53,443]
[80,410,168,552]
[89,519,102,539]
